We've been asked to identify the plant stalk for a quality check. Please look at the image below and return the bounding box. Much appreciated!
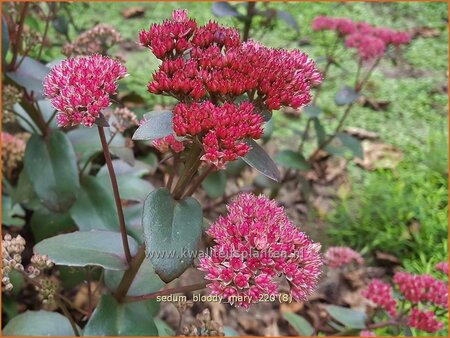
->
[97,126,132,264]
[114,245,146,301]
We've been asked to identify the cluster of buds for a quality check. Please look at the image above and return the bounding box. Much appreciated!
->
[198,193,322,308]
[363,270,448,333]
[182,309,224,336]
[141,9,320,168]
[435,261,448,275]
[312,16,411,60]
[36,277,59,304]
[27,254,54,279]
[104,107,139,134]
[63,23,122,57]
[43,54,128,127]
[173,102,263,169]
[152,134,185,154]
[1,132,27,179]
[2,85,23,123]
[362,279,398,317]
[2,234,26,291]
[324,246,364,269]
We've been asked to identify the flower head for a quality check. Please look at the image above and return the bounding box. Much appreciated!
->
[359,330,376,337]
[152,134,185,154]
[435,261,448,275]
[171,101,264,169]
[393,272,448,308]
[362,279,398,317]
[408,308,444,333]
[345,34,386,60]
[198,193,322,309]
[324,246,364,268]
[43,55,127,127]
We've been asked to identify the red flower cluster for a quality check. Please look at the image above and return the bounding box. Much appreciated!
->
[173,102,263,169]
[198,193,322,309]
[324,246,364,268]
[43,55,127,127]
[408,308,444,333]
[393,272,448,308]
[152,135,185,154]
[140,10,320,167]
[311,16,411,60]
[362,279,398,317]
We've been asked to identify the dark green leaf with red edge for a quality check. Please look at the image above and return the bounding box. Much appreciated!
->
[83,295,159,336]
[24,131,80,213]
[142,188,202,282]
[34,230,139,270]
[242,139,281,182]
[335,85,361,106]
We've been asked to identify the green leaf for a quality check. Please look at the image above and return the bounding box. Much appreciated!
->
[97,174,154,202]
[283,312,314,336]
[335,86,360,106]
[325,133,364,159]
[2,310,77,336]
[313,118,327,146]
[70,176,119,231]
[132,111,173,141]
[155,319,175,336]
[202,170,227,198]
[223,326,240,336]
[105,257,164,296]
[303,104,323,118]
[277,10,300,33]
[2,16,9,62]
[83,295,158,336]
[242,139,281,182]
[109,145,135,166]
[12,169,40,210]
[52,15,69,36]
[6,56,50,96]
[34,230,139,270]
[143,188,202,282]
[1,195,25,227]
[212,2,241,17]
[97,159,151,178]
[30,207,76,242]
[262,119,274,143]
[276,150,310,171]
[13,103,40,134]
[24,131,80,213]
[326,305,367,329]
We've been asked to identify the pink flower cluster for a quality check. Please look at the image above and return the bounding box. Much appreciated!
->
[393,272,448,308]
[324,246,364,268]
[173,102,263,169]
[408,308,444,333]
[152,135,185,154]
[43,55,127,127]
[198,193,322,309]
[362,279,398,317]
[435,261,448,275]
[140,10,320,166]
[359,330,376,337]
[311,16,411,60]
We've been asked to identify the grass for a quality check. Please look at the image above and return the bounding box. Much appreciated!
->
[26,1,449,272]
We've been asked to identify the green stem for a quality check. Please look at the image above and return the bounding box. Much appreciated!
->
[171,141,203,200]
[182,165,213,198]
[114,246,146,302]
[97,126,132,264]
[124,282,207,303]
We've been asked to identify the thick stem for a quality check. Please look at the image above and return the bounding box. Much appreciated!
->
[9,3,29,70]
[114,246,146,301]
[124,282,207,303]
[242,2,256,41]
[97,126,132,264]
[182,165,213,198]
[172,141,203,200]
